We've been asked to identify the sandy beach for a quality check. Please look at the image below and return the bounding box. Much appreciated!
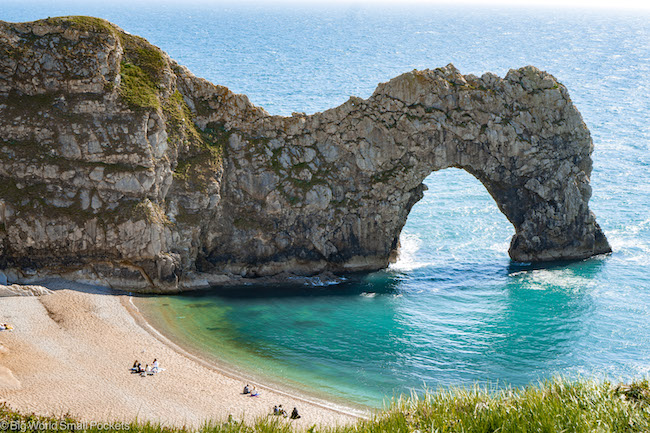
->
[0,287,363,429]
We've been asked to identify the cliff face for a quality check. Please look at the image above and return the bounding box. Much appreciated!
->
[0,17,611,291]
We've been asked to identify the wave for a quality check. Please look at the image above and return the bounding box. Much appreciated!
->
[389,233,426,271]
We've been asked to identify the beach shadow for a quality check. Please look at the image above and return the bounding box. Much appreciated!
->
[16,277,130,296]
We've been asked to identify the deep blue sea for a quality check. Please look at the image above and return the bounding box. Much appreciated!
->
[4,1,649,409]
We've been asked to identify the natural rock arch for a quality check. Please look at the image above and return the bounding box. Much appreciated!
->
[0,18,611,291]
[196,65,611,275]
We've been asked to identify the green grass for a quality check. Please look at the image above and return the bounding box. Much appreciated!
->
[1,379,648,432]
[115,25,167,110]
[41,16,117,34]
[118,32,167,84]
[10,16,168,110]
[163,90,200,145]
[40,16,168,110]
[365,378,650,433]
[119,62,160,110]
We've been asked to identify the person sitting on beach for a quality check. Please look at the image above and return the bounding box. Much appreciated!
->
[250,386,259,397]
[273,405,279,415]
[278,405,287,417]
[131,360,139,371]
[243,384,250,394]
[152,359,159,373]
[290,407,301,420]
[136,362,144,373]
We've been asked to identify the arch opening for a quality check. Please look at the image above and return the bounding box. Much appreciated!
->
[390,168,515,271]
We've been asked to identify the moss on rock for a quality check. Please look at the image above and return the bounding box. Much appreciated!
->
[165,94,225,191]
[133,199,172,226]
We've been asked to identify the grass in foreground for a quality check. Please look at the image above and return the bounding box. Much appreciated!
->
[1,378,648,432]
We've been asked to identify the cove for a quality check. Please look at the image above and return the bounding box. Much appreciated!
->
[136,170,647,408]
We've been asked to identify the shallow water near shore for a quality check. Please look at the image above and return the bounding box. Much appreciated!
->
[5,1,650,409]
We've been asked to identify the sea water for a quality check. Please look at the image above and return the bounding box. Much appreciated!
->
[3,1,649,408]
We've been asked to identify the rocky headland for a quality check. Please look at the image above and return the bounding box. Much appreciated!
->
[0,17,611,292]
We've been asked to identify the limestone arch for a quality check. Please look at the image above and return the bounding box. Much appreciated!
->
[346,65,610,267]
[0,19,613,290]
[211,64,611,274]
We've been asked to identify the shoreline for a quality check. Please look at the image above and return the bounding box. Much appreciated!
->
[0,287,365,428]
[125,295,371,420]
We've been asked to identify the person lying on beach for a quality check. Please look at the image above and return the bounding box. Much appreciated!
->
[290,407,301,420]
[130,361,142,374]
[0,323,13,331]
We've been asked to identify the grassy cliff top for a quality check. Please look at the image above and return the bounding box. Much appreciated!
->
[39,16,118,33]
[1,379,648,432]
[39,16,167,79]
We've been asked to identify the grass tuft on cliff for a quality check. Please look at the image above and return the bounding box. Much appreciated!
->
[116,27,168,110]
[35,15,167,110]
[1,378,649,432]
[117,25,168,110]
[42,16,116,34]
[119,33,167,85]
[119,62,160,110]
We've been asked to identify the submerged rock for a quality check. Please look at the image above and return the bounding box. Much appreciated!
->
[0,17,611,292]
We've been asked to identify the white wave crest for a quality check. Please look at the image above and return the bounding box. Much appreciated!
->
[389,233,426,271]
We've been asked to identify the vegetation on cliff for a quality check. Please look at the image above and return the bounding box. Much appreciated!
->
[165,91,225,190]
[43,16,116,34]
[118,29,167,110]
[35,16,165,111]
[119,62,160,110]
[1,379,648,432]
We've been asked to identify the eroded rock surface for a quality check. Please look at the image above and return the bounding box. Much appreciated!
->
[0,284,53,297]
[0,17,611,291]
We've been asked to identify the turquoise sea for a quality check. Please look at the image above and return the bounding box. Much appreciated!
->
[4,1,650,409]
